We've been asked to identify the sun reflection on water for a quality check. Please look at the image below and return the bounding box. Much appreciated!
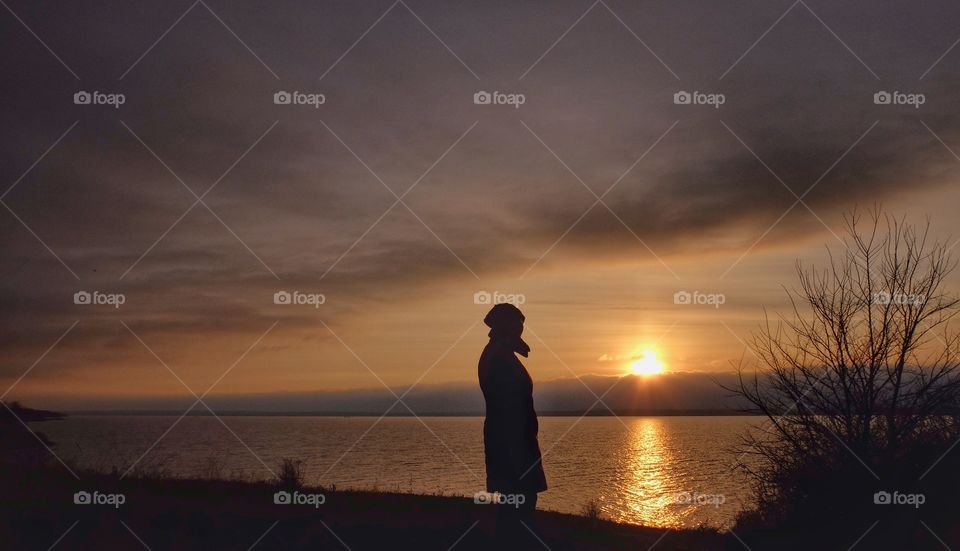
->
[607,418,682,527]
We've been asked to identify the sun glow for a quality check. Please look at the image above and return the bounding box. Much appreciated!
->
[630,350,665,376]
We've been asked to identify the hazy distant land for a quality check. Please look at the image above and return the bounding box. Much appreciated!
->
[42,372,752,415]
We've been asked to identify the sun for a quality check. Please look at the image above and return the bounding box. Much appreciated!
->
[630,349,665,375]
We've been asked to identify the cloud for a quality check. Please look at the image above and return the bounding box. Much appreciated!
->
[3,1,960,394]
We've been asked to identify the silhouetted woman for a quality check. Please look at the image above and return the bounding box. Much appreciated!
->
[478,303,547,546]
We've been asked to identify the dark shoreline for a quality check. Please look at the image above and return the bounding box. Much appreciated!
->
[58,409,762,417]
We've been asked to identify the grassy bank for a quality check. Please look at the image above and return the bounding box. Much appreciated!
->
[0,465,733,550]
[6,405,954,549]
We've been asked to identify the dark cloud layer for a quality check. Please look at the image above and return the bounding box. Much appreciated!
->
[3,0,960,398]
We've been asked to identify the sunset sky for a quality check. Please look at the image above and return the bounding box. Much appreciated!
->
[2,0,960,410]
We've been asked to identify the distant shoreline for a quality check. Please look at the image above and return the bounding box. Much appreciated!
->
[57,409,761,417]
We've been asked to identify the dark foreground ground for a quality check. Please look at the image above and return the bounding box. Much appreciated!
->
[4,466,957,551]
[3,407,957,550]
[1,466,731,551]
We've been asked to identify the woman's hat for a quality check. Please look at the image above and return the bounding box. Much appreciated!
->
[483,303,525,329]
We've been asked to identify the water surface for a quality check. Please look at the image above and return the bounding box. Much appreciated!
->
[35,415,760,528]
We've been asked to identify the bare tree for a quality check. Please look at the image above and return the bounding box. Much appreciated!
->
[730,207,960,528]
